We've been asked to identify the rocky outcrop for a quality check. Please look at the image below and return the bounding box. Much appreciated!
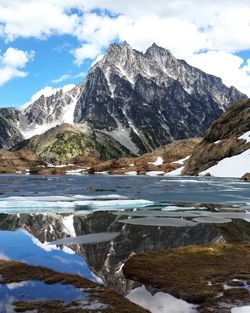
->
[91,137,201,175]
[241,173,250,181]
[0,149,46,174]
[182,99,250,175]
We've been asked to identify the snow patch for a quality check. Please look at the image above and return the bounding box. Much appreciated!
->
[239,131,250,143]
[124,171,137,176]
[149,156,163,166]
[127,286,197,313]
[231,306,250,313]
[200,149,250,178]
[164,166,184,176]
[173,155,190,165]
[62,215,76,237]
[146,171,165,176]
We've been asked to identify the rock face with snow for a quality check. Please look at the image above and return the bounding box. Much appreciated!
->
[19,84,84,138]
[14,123,133,164]
[182,99,250,177]
[73,42,245,154]
[0,42,246,155]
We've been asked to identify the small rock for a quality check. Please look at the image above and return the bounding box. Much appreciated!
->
[240,173,250,181]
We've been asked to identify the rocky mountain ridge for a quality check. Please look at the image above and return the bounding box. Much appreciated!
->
[182,99,250,176]
[0,42,246,157]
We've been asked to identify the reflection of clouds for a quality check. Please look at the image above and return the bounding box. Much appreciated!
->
[0,250,9,260]
[127,286,197,313]
[0,295,16,313]
[62,246,75,254]
[53,255,83,266]
[7,281,28,290]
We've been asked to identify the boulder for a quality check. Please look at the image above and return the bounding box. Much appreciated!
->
[240,173,250,181]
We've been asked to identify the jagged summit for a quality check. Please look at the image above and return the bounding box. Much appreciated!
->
[0,42,247,156]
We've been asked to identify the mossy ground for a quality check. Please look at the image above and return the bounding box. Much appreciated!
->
[123,242,250,308]
[0,260,149,313]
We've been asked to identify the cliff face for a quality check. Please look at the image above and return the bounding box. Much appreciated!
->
[182,99,250,176]
[73,42,245,154]
[0,108,24,149]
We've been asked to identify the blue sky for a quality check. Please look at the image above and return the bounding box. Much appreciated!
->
[1,0,250,108]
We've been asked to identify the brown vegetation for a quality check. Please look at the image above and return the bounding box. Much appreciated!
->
[0,260,149,313]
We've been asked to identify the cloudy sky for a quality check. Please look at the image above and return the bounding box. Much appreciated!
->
[0,0,250,107]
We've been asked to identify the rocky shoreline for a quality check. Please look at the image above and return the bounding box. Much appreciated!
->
[0,138,201,176]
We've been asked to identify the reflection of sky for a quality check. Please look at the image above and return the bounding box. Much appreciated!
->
[0,280,85,311]
[0,229,96,281]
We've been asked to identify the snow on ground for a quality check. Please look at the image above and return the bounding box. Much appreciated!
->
[127,286,197,313]
[164,166,184,176]
[200,149,250,178]
[146,171,165,176]
[62,215,76,237]
[149,156,163,166]
[173,155,190,165]
[124,171,137,176]
[231,306,250,313]
[21,122,59,139]
[239,131,250,143]
[66,168,86,175]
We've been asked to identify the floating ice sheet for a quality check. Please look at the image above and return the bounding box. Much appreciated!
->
[193,217,232,224]
[49,232,120,246]
[74,199,154,211]
[118,217,198,227]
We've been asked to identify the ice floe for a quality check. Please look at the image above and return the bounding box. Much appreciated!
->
[49,232,120,245]
[118,217,198,227]
[74,199,154,211]
[0,195,154,213]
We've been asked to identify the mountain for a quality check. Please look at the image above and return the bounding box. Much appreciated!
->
[72,42,246,154]
[1,42,247,156]
[0,108,24,149]
[14,123,133,164]
[182,99,250,177]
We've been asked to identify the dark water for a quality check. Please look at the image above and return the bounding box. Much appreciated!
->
[0,174,249,205]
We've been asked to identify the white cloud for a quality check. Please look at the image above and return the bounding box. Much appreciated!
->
[1,1,250,95]
[188,51,250,95]
[0,47,34,86]
[52,72,85,83]
[0,1,80,41]
[52,74,71,83]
